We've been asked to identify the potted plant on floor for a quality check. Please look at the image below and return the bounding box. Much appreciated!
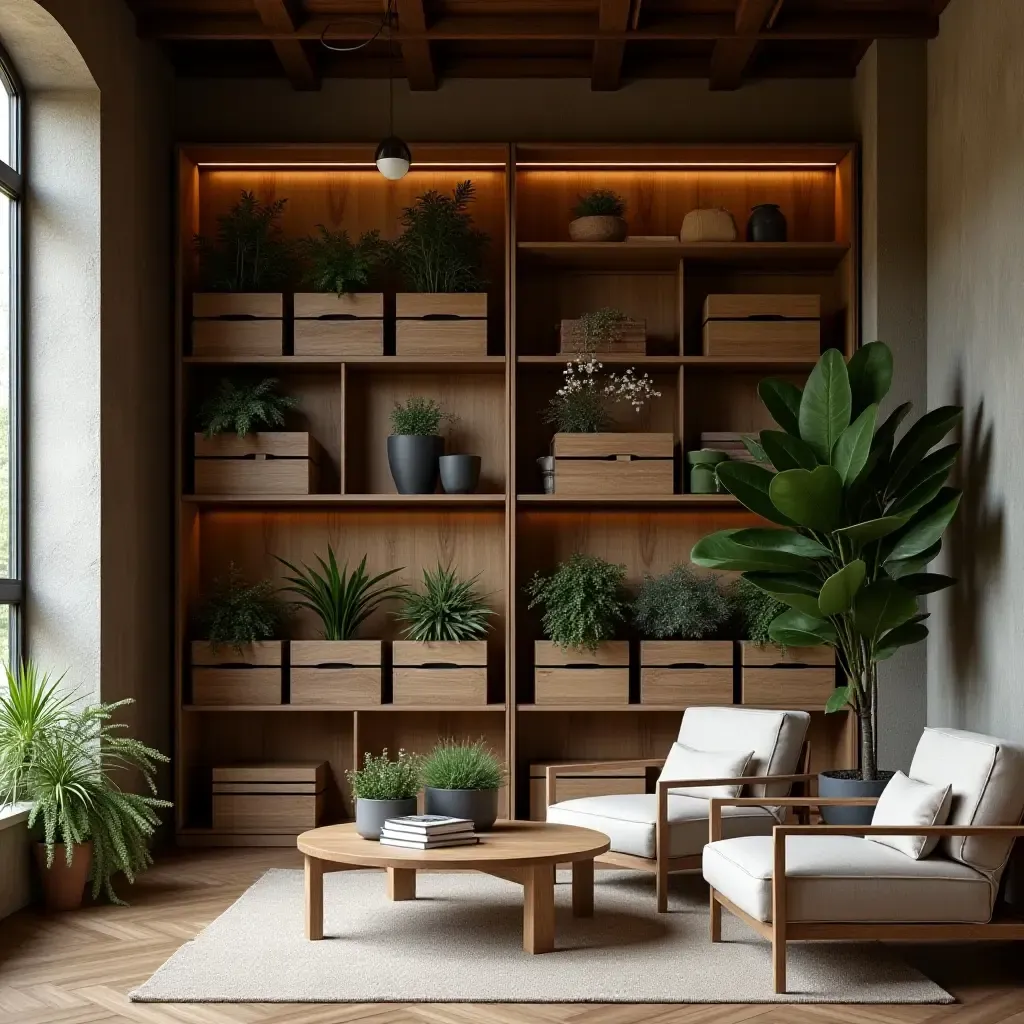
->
[387,397,450,495]
[692,342,962,822]
[347,749,422,840]
[569,189,628,242]
[421,739,505,831]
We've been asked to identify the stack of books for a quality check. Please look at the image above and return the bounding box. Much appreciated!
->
[700,432,760,462]
[379,814,479,849]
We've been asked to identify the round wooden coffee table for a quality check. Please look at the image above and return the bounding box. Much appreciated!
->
[297,820,609,954]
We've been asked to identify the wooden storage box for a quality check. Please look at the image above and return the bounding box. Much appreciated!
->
[392,640,488,705]
[558,317,646,355]
[290,640,382,707]
[192,293,284,356]
[534,641,629,705]
[293,293,384,356]
[211,761,327,833]
[740,642,836,707]
[395,293,488,356]
[640,640,734,705]
[194,432,322,495]
[191,641,283,706]
[529,760,648,820]
[552,432,674,496]
[702,294,821,359]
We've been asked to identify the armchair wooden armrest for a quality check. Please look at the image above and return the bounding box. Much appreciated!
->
[665,776,818,837]
[544,758,665,808]
[708,795,879,842]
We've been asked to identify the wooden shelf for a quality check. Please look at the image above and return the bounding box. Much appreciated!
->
[518,704,691,713]
[184,355,506,373]
[183,704,507,713]
[183,493,507,508]
[517,493,740,508]
[517,355,819,371]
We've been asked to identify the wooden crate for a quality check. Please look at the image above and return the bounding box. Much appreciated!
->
[392,640,488,705]
[293,293,384,356]
[552,432,674,496]
[528,760,648,820]
[558,317,646,355]
[740,642,836,707]
[191,293,283,356]
[534,641,629,705]
[211,761,327,833]
[702,293,821,359]
[194,432,322,495]
[191,641,283,706]
[290,640,382,707]
[395,292,488,356]
[640,640,734,705]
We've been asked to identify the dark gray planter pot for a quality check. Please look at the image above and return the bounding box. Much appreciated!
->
[537,455,555,494]
[439,454,481,494]
[818,770,895,825]
[354,797,418,840]
[424,787,499,831]
[387,434,443,494]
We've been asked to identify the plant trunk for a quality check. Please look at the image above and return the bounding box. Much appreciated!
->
[859,705,877,781]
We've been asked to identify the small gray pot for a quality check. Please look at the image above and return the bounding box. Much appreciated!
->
[354,797,418,840]
[817,770,895,825]
[424,787,499,831]
[439,454,481,494]
[537,455,555,494]
[387,434,443,494]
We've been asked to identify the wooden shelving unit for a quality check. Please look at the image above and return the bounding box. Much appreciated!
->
[174,141,859,845]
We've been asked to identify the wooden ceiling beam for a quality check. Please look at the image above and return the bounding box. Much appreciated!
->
[592,0,633,91]
[394,0,437,90]
[709,0,779,91]
[252,0,320,90]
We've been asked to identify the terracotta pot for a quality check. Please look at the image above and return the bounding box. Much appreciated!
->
[569,215,627,242]
[34,841,93,911]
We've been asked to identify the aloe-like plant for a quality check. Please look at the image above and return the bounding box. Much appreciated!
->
[396,564,493,642]
[690,343,961,780]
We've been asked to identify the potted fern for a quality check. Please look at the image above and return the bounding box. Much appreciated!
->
[393,563,493,706]
[392,181,490,356]
[422,739,505,831]
[276,547,405,707]
[192,190,294,356]
[347,749,422,840]
[569,189,628,242]
[294,227,386,356]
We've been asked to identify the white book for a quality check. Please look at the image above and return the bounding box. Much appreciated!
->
[379,834,480,850]
[383,814,475,835]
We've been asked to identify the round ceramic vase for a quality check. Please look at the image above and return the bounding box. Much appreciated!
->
[746,204,788,242]
[817,770,895,825]
[569,216,628,243]
[387,434,443,494]
[687,449,730,493]
[439,454,481,494]
[423,787,499,831]
[355,797,418,840]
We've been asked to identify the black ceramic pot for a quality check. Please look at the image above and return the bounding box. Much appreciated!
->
[387,434,443,494]
[424,787,499,831]
[817,769,895,825]
[439,454,481,494]
[746,203,788,242]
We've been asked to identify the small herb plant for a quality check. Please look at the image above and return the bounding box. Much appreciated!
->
[731,577,787,648]
[396,563,493,642]
[572,189,626,219]
[346,749,422,801]
[568,307,631,356]
[544,358,661,434]
[276,549,404,641]
[526,553,628,652]
[389,397,448,437]
[299,226,384,296]
[201,564,285,652]
[632,565,732,640]
[198,377,298,439]
[422,739,504,791]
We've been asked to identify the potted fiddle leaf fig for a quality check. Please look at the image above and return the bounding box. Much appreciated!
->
[691,342,961,823]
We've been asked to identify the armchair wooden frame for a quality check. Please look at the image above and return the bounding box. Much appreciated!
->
[546,742,813,912]
[707,795,1024,994]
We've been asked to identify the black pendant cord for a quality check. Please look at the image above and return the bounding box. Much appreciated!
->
[320,0,394,55]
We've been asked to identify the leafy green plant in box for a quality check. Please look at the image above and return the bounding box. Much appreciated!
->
[198,377,298,439]
[346,749,422,800]
[730,577,788,648]
[572,189,626,218]
[396,563,493,642]
[299,226,385,296]
[632,565,731,640]
[201,563,286,653]
[422,739,504,791]
[389,396,449,437]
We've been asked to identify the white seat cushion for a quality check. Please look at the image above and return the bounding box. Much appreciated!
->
[547,793,776,860]
[703,834,993,924]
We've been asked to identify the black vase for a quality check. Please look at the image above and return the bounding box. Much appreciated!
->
[387,434,443,494]
[817,769,895,825]
[424,787,499,831]
[746,204,788,242]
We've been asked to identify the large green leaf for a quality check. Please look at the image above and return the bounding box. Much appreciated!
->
[826,685,854,713]
[853,579,919,640]
[729,529,832,559]
[832,404,878,485]
[886,444,960,513]
[888,468,952,517]
[799,349,852,462]
[744,571,825,618]
[742,435,769,463]
[768,608,838,647]
[875,621,929,661]
[834,515,910,546]
[760,430,818,471]
[898,572,957,595]
[887,540,941,578]
[690,530,816,572]
[818,560,866,615]
[716,462,797,526]
[888,406,962,492]
[885,489,961,563]
[873,402,912,453]
[769,466,843,532]
[847,342,893,417]
[758,378,803,437]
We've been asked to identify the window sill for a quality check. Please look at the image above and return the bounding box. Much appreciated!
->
[0,803,30,832]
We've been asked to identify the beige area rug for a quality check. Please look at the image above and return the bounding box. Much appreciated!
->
[131,868,953,1004]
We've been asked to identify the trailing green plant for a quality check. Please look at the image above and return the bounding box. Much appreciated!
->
[526,553,628,653]
[568,307,630,356]
[396,564,493,642]
[198,377,298,439]
[346,749,422,800]
[632,565,732,640]
[389,396,448,436]
[276,548,405,641]
[691,342,962,780]
[421,739,504,791]
[543,358,661,434]
[392,180,489,293]
[572,189,626,219]
[201,564,286,652]
[194,190,294,292]
[299,226,385,296]
[730,577,787,647]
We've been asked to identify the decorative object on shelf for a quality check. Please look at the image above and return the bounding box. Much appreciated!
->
[421,739,505,831]
[536,455,555,493]
[687,449,730,494]
[679,208,737,243]
[211,762,327,835]
[702,293,820,359]
[387,397,448,494]
[533,641,629,705]
[569,189,628,242]
[346,749,423,840]
[559,307,646,356]
[554,432,674,495]
[0,661,170,908]
[439,453,481,494]
[692,341,962,819]
[746,203,788,242]
[544,359,661,435]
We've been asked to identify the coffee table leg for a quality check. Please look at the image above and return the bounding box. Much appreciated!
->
[523,863,555,954]
[572,857,594,917]
[387,866,417,901]
[305,855,324,941]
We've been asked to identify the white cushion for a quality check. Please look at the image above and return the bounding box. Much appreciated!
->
[547,793,776,860]
[658,742,753,799]
[909,727,1024,880]
[867,770,952,860]
[703,834,993,924]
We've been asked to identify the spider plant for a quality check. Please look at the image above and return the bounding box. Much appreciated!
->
[395,563,493,642]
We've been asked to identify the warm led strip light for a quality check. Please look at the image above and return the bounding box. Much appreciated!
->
[515,161,838,169]
[197,161,508,169]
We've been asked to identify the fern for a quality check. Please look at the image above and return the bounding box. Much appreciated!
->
[572,189,626,218]
[198,377,298,438]
[201,564,285,652]
[632,565,731,640]
[299,226,384,296]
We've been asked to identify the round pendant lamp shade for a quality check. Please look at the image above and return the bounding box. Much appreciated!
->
[375,136,411,180]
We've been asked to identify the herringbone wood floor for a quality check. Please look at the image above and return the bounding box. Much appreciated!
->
[1,847,1022,1024]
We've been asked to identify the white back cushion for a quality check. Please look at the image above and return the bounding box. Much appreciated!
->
[658,742,753,798]
[867,770,953,860]
[909,727,1024,879]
